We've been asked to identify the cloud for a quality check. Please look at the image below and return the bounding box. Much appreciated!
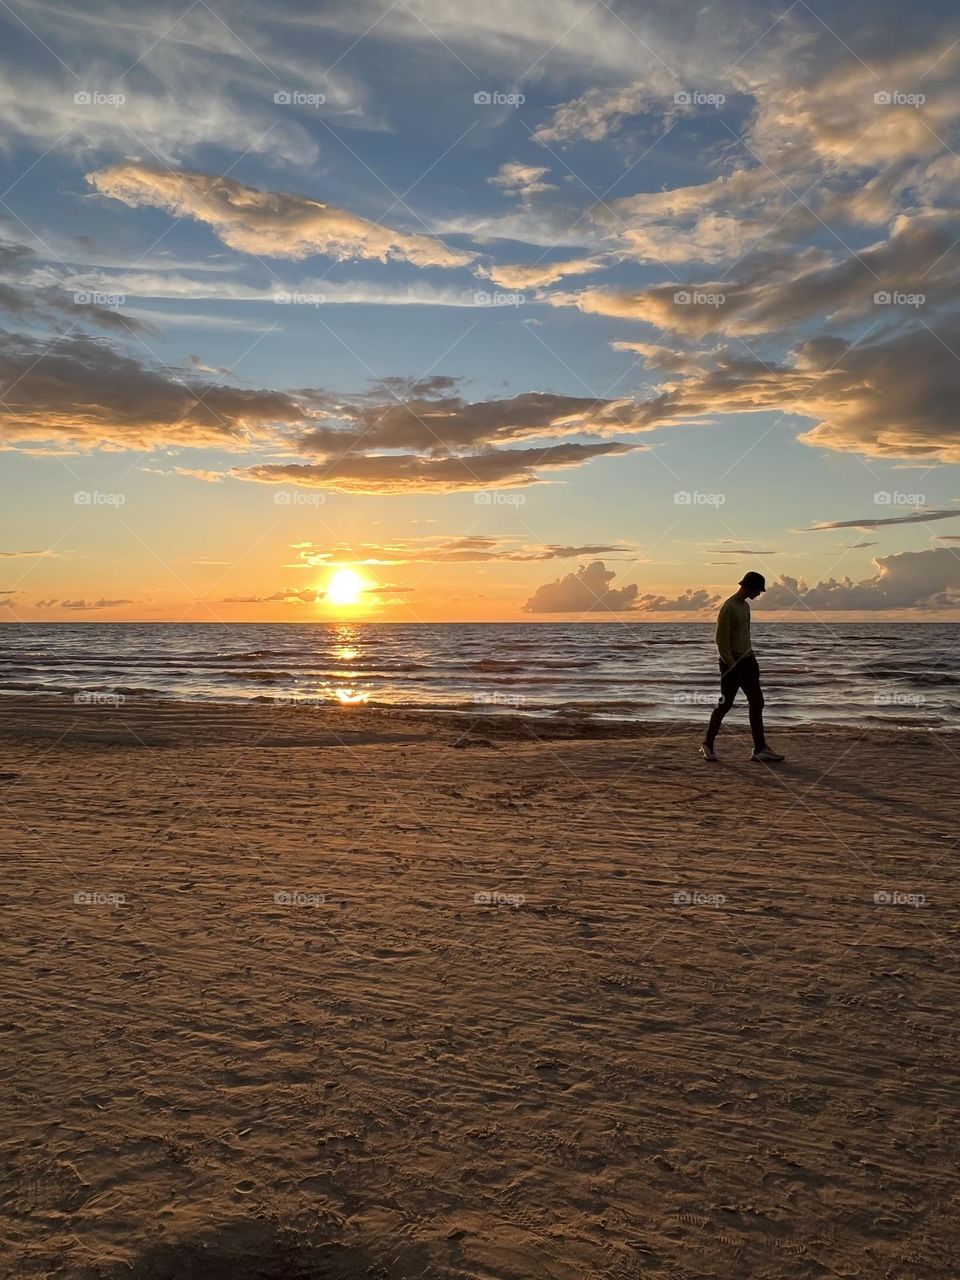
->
[0,0,376,168]
[62,266,483,309]
[488,162,556,200]
[550,214,960,336]
[0,236,156,335]
[611,341,699,372]
[227,378,647,494]
[290,384,648,454]
[483,257,605,289]
[60,598,133,610]
[239,440,634,496]
[703,543,779,555]
[523,561,720,614]
[0,548,61,558]
[88,164,475,269]
[533,82,659,145]
[0,336,644,490]
[0,330,309,451]
[290,535,638,565]
[755,547,960,611]
[523,560,640,613]
[222,588,319,604]
[600,327,960,463]
[805,508,960,531]
[635,588,719,612]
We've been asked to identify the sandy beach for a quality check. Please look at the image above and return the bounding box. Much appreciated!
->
[2,697,959,1279]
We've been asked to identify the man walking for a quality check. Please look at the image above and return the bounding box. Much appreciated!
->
[700,572,784,763]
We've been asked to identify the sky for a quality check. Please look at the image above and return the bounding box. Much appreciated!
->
[1,0,960,622]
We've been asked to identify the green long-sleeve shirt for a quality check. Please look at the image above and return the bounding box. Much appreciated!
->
[715,595,753,665]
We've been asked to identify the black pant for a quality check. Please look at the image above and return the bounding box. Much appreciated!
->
[705,654,766,751]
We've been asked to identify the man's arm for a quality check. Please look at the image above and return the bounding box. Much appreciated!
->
[715,604,734,666]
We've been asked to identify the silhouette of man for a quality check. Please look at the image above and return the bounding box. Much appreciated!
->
[700,572,784,763]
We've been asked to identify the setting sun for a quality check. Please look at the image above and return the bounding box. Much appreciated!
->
[325,568,366,607]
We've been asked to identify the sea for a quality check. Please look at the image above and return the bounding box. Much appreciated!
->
[0,622,958,730]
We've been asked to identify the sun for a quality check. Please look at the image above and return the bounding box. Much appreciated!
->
[325,568,366,607]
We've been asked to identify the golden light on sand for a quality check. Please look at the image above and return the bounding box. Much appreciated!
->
[325,568,366,607]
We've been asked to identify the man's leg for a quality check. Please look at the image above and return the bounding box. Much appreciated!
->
[742,658,767,752]
[704,663,738,747]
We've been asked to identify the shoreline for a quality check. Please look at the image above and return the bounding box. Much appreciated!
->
[0,692,953,746]
[0,691,952,741]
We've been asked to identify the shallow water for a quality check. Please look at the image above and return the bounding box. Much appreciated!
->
[1,621,958,729]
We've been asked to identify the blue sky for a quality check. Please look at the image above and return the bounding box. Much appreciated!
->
[1,0,960,620]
